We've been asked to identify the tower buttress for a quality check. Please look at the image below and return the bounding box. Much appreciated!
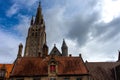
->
[61,39,68,56]
[42,43,48,57]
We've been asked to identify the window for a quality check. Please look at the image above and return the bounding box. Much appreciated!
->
[35,32,37,36]
[33,77,40,80]
[32,33,34,36]
[16,78,24,80]
[76,78,81,80]
[50,78,56,80]
[64,78,69,80]
[50,65,56,73]
[0,69,6,78]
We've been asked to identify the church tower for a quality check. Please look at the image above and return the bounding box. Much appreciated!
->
[24,2,48,57]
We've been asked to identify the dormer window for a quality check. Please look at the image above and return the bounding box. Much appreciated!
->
[48,57,58,77]
[50,65,56,73]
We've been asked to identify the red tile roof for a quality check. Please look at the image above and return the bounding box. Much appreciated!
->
[86,62,120,80]
[0,64,13,78]
[11,56,88,77]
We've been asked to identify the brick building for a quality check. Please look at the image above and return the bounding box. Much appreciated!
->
[0,2,120,80]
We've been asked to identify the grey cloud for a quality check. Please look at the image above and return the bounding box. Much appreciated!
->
[43,0,101,48]
[91,16,120,42]
[44,6,67,47]
[66,11,99,47]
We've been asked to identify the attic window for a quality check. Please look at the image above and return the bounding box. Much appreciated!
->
[50,65,56,73]
[64,78,69,80]
[50,78,56,80]
[16,78,24,80]
[76,78,81,80]
[33,77,41,80]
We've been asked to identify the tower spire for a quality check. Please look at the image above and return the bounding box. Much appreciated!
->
[39,1,41,7]
[34,1,43,25]
[62,39,67,47]
[61,39,68,56]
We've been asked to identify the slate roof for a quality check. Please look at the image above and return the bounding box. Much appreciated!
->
[0,64,13,78]
[10,56,88,77]
[86,61,120,80]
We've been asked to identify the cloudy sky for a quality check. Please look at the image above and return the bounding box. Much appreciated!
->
[0,0,120,63]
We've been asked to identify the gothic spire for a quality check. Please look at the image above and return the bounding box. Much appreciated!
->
[34,1,43,25]
[61,39,68,56]
[62,39,67,47]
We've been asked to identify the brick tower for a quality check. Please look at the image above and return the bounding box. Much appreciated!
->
[24,2,48,57]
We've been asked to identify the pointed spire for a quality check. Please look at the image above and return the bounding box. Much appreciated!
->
[62,39,67,47]
[61,39,68,56]
[39,1,41,7]
[30,16,34,25]
[34,1,43,25]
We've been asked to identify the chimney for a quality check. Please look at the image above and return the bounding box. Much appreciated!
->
[69,54,72,57]
[79,54,82,57]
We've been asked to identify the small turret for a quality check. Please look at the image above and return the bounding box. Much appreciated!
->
[17,43,23,58]
[61,39,68,56]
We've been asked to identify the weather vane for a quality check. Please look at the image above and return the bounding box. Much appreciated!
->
[39,0,41,5]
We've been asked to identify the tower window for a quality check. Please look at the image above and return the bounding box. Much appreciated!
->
[50,65,56,73]
[32,33,34,36]
[35,32,37,36]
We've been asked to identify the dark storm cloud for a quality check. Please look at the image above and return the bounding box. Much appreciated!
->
[43,0,101,48]
[66,11,100,47]
[91,16,120,42]
[67,14,120,47]
[65,0,120,48]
